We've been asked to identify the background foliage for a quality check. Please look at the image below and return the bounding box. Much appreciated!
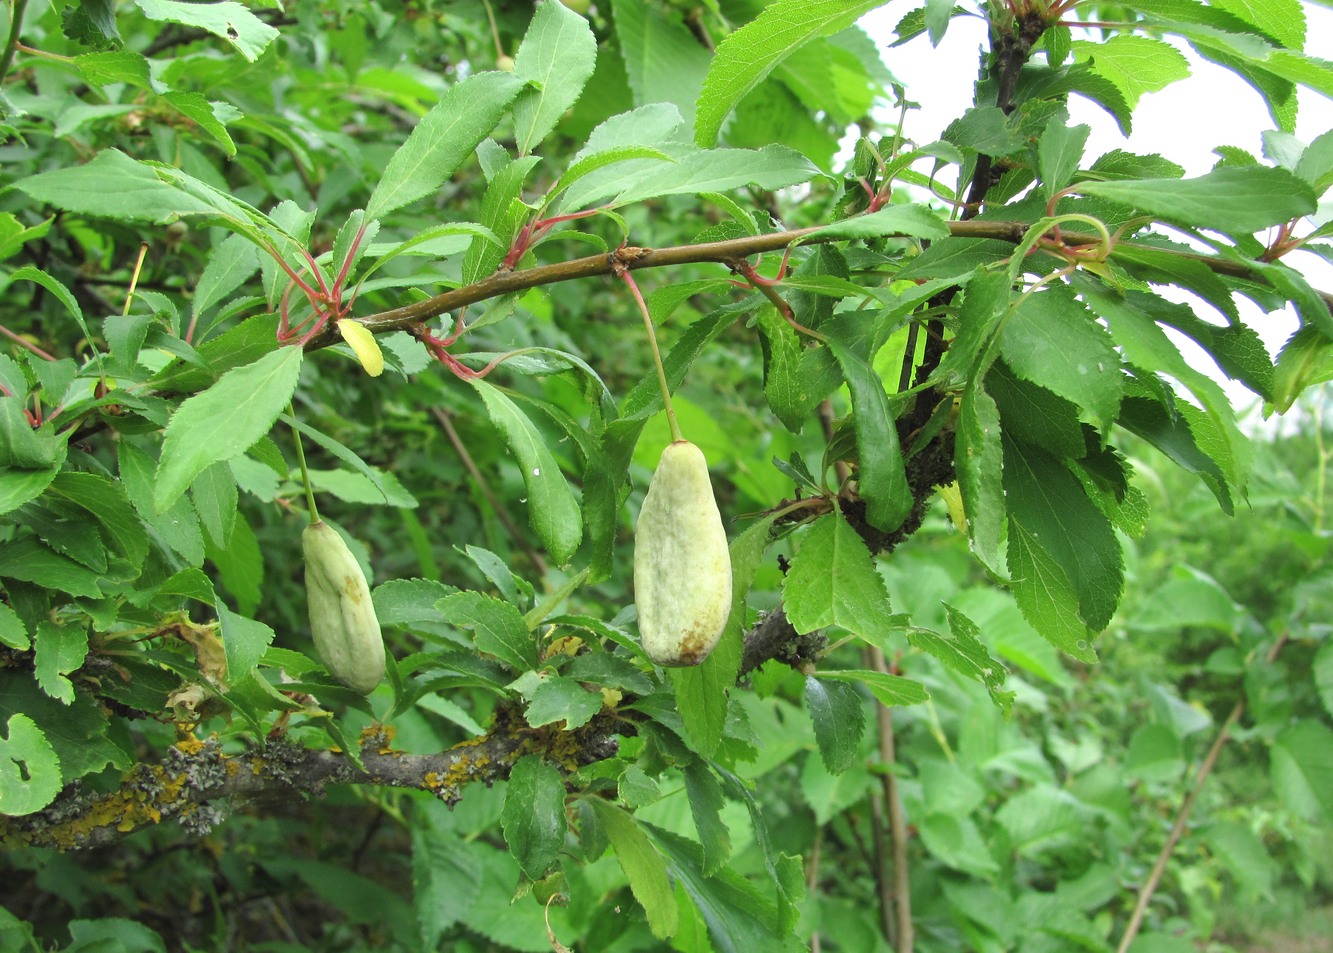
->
[1,0,1332,951]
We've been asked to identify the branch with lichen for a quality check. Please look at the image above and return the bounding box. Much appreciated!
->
[1,705,622,851]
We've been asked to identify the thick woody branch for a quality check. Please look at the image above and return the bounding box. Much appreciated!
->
[2,609,837,853]
[1,705,622,852]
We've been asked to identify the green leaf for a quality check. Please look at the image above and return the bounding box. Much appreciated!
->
[374,578,458,627]
[803,204,950,242]
[0,672,128,781]
[783,510,894,643]
[611,145,819,206]
[817,669,930,707]
[1271,720,1333,822]
[648,824,790,952]
[13,149,226,225]
[1315,642,1333,721]
[1077,278,1249,493]
[470,380,582,566]
[217,602,275,689]
[694,0,885,147]
[0,603,29,651]
[1070,35,1191,111]
[589,799,679,939]
[0,400,63,470]
[612,0,713,126]
[825,321,911,531]
[34,621,90,705]
[670,514,774,757]
[121,442,205,566]
[502,755,568,878]
[412,819,481,948]
[438,590,538,671]
[912,605,1014,714]
[1001,284,1122,432]
[154,346,303,513]
[0,538,103,599]
[516,673,604,729]
[1079,166,1316,234]
[133,0,278,61]
[1004,435,1122,633]
[190,462,238,549]
[0,714,63,816]
[1038,121,1090,201]
[682,762,732,876]
[512,0,597,155]
[804,676,865,774]
[0,466,61,519]
[161,91,238,156]
[366,71,526,218]
[1007,519,1098,663]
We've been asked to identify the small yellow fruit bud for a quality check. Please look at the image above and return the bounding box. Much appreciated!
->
[633,440,732,667]
[336,318,384,377]
[302,521,386,694]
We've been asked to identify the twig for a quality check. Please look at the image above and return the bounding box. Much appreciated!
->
[431,405,550,577]
[0,0,30,85]
[871,647,913,953]
[1115,633,1289,953]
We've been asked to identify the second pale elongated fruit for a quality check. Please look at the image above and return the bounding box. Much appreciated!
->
[634,440,732,667]
[302,520,385,694]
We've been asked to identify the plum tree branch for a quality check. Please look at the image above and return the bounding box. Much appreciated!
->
[302,219,1333,355]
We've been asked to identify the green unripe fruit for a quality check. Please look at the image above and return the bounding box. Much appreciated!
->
[302,521,386,694]
[633,440,732,667]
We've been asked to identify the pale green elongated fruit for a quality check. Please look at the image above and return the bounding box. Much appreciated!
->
[634,440,732,667]
[302,520,385,694]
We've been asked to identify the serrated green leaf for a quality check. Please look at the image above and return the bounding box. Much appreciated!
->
[34,621,89,705]
[1038,120,1090,200]
[0,538,103,599]
[1004,434,1122,633]
[1071,35,1191,110]
[134,0,278,61]
[0,714,63,816]
[613,0,713,126]
[612,145,818,205]
[439,591,537,671]
[469,381,582,566]
[366,71,526,218]
[803,204,949,242]
[817,669,929,707]
[512,0,597,155]
[804,676,865,774]
[682,761,732,876]
[1079,166,1316,234]
[911,606,1013,714]
[825,323,911,532]
[783,510,894,643]
[1271,720,1333,822]
[1007,519,1099,663]
[1001,284,1122,432]
[589,799,679,939]
[217,602,275,689]
[518,674,603,729]
[154,346,303,513]
[412,819,481,948]
[0,672,128,781]
[694,0,884,147]
[502,755,568,878]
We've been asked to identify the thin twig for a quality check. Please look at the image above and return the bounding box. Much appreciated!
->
[871,647,913,953]
[1115,633,1289,953]
[431,405,549,577]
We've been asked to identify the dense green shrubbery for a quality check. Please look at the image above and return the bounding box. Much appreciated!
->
[2,1,1331,950]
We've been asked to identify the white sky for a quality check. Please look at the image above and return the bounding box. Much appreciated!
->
[859,3,1333,414]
